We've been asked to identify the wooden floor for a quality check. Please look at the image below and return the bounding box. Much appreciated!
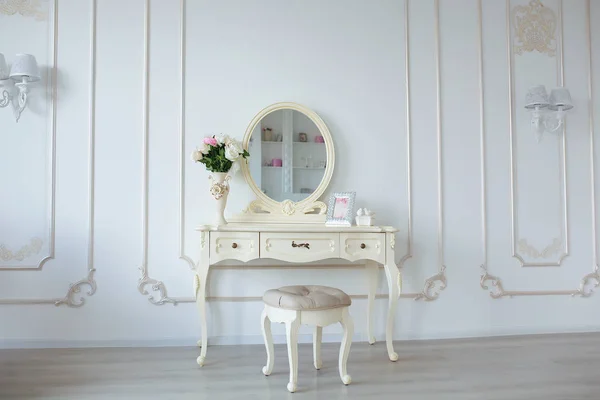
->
[1,333,600,399]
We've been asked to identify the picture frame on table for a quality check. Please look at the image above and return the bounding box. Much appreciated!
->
[325,192,356,226]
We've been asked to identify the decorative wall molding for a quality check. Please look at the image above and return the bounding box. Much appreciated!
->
[0,0,46,20]
[0,237,43,261]
[140,0,449,305]
[479,0,599,298]
[512,0,557,57]
[517,238,562,259]
[0,0,56,271]
[177,0,194,272]
[54,269,96,307]
[509,0,568,267]
[400,0,447,302]
[138,0,191,305]
[0,0,98,307]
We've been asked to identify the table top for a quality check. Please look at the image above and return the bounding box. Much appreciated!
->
[196,223,398,233]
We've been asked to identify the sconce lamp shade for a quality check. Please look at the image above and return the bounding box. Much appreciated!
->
[0,53,9,80]
[9,54,40,82]
[548,88,573,111]
[525,85,550,109]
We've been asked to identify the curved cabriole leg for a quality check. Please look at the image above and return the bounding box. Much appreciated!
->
[195,265,210,366]
[383,262,400,362]
[285,313,301,393]
[261,308,274,376]
[338,307,353,385]
[313,326,322,370]
[365,261,379,345]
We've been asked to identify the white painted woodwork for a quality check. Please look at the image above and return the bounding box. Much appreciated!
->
[313,325,322,369]
[261,304,353,392]
[260,232,340,263]
[365,261,379,345]
[209,232,259,263]
[0,1,56,270]
[237,102,336,222]
[2,0,600,349]
[340,233,386,264]
[195,225,399,365]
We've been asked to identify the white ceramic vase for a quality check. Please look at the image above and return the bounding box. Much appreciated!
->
[209,172,231,226]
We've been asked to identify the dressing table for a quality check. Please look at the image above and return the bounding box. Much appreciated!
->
[193,102,402,366]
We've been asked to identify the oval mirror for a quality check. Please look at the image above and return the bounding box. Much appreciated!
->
[240,102,335,218]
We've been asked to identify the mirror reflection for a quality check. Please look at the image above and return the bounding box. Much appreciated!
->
[248,109,327,202]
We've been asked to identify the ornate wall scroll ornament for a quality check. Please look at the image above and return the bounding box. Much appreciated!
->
[0,237,42,261]
[414,266,447,301]
[54,269,96,307]
[138,266,177,305]
[576,271,600,297]
[0,0,46,20]
[480,267,507,299]
[512,0,557,56]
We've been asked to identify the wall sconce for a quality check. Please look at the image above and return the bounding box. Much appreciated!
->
[525,85,573,142]
[0,53,41,123]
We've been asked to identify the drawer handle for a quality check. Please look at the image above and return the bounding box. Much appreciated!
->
[291,241,310,249]
[232,243,238,249]
[360,243,366,249]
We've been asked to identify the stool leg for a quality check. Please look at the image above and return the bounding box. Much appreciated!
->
[339,308,353,385]
[261,308,274,376]
[313,326,322,370]
[285,313,301,393]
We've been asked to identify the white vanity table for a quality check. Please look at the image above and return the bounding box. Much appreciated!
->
[193,103,402,366]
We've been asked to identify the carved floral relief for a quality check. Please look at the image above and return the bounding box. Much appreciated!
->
[0,0,47,21]
[512,0,557,57]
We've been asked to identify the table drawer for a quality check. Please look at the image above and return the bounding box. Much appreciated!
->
[260,233,340,262]
[210,232,259,263]
[340,233,385,263]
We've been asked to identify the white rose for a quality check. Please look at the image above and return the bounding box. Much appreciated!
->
[198,142,210,154]
[216,134,228,145]
[225,144,240,161]
[191,149,203,162]
[228,140,243,154]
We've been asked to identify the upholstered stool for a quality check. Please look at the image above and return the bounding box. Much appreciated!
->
[261,285,354,393]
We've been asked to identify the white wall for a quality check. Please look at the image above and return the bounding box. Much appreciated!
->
[1,0,600,348]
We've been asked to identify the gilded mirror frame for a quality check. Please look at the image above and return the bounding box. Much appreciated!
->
[236,102,335,223]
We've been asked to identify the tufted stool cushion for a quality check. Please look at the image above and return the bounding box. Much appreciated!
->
[263,285,352,311]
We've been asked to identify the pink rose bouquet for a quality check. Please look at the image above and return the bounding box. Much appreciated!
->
[191,134,249,173]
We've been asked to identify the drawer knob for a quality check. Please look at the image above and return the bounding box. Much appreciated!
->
[232,243,238,249]
[291,241,310,249]
[360,243,366,249]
